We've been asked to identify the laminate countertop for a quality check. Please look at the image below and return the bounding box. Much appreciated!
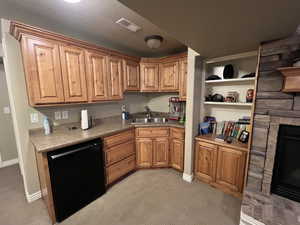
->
[30,116,185,153]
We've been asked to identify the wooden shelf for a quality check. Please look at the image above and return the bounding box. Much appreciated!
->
[195,134,248,152]
[204,102,253,107]
[205,77,255,84]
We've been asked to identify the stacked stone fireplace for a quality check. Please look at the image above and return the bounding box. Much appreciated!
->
[241,34,300,225]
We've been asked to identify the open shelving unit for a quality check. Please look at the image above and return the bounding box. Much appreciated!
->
[201,51,258,122]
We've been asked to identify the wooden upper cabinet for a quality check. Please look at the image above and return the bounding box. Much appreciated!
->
[194,142,217,183]
[179,58,188,100]
[59,45,88,103]
[85,50,109,101]
[136,138,153,168]
[159,61,179,92]
[216,147,246,193]
[140,63,159,92]
[107,56,124,100]
[153,138,169,167]
[21,36,65,105]
[123,59,140,91]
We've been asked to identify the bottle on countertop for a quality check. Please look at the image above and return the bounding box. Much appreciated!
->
[43,116,51,135]
[121,105,129,120]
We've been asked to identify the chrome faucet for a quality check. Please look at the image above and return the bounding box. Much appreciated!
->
[145,106,152,120]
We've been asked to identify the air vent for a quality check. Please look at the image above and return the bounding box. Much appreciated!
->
[116,18,141,32]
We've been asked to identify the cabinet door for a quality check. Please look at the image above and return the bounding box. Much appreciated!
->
[136,138,153,168]
[179,58,187,100]
[107,56,123,100]
[85,50,109,101]
[194,142,217,183]
[140,63,159,92]
[159,61,179,91]
[60,45,88,102]
[170,138,184,171]
[123,59,140,91]
[153,138,169,167]
[216,147,246,193]
[22,36,64,105]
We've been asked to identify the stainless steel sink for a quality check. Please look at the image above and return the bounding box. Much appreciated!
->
[131,117,168,124]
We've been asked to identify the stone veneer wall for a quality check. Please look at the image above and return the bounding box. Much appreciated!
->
[241,34,300,225]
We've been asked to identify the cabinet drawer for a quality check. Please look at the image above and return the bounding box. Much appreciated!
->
[105,141,135,166]
[103,129,135,148]
[106,155,135,185]
[136,127,169,138]
[170,127,185,140]
[198,141,217,150]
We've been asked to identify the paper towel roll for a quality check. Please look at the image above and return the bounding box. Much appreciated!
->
[81,110,89,130]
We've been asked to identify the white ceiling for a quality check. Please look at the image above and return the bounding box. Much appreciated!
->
[119,0,300,58]
[0,0,186,57]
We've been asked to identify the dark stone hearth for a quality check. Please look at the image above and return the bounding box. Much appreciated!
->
[242,34,300,225]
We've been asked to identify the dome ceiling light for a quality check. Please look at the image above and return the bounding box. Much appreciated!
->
[144,35,163,49]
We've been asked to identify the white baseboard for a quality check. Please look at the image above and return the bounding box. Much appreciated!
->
[26,190,41,203]
[182,173,194,183]
[240,211,265,225]
[0,158,18,168]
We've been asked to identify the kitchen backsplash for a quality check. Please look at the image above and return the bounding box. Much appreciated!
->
[29,93,178,129]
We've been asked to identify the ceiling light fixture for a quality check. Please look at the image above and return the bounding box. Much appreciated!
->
[64,0,81,3]
[145,35,164,49]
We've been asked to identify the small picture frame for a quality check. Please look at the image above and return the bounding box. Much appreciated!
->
[238,130,249,143]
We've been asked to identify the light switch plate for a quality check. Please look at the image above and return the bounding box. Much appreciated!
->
[62,111,69,119]
[30,113,39,123]
[54,111,61,120]
[3,106,10,114]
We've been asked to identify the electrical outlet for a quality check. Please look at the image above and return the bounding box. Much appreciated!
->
[54,111,62,120]
[30,113,39,123]
[3,106,10,114]
[62,111,69,119]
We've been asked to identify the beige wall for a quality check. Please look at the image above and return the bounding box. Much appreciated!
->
[146,93,178,113]
[29,93,149,129]
[0,63,18,162]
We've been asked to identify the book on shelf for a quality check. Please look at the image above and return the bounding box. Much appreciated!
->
[202,117,251,143]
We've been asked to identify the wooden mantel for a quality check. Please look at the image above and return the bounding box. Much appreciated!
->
[278,67,300,92]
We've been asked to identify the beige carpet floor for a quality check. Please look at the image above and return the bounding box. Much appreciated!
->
[0,165,241,225]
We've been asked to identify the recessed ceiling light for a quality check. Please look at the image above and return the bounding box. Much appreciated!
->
[64,0,81,3]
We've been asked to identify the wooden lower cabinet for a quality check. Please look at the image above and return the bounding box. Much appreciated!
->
[170,138,184,171]
[215,147,246,193]
[153,138,169,167]
[136,137,169,168]
[104,129,136,185]
[136,138,153,168]
[194,142,217,183]
[194,137,247,197]
[106,155,135,185]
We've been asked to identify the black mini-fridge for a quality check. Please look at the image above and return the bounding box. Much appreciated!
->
[47,139,106,222]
